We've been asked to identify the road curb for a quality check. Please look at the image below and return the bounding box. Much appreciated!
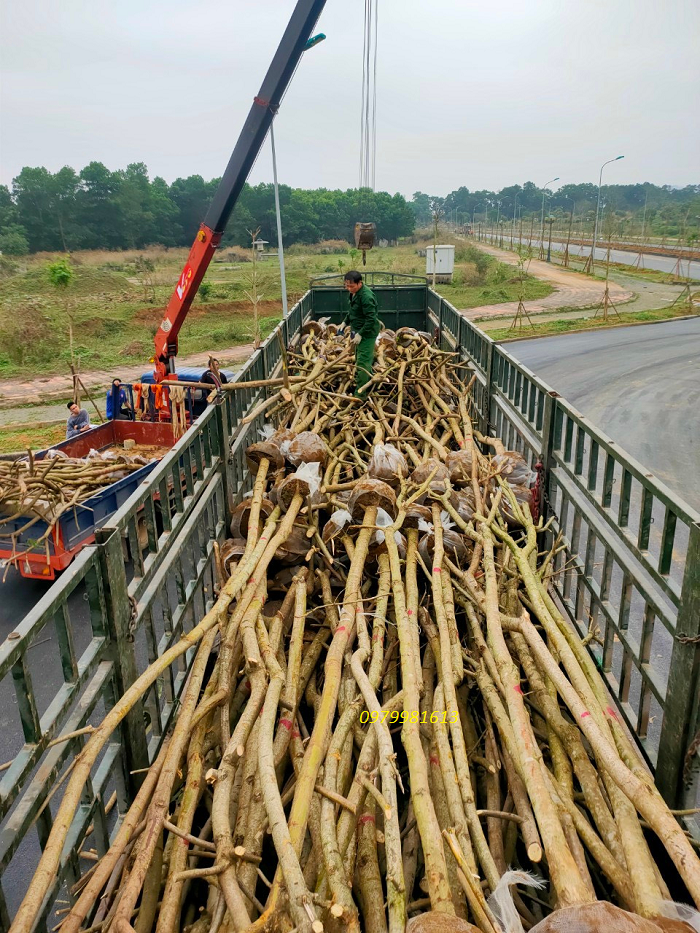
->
[492,312,700,344]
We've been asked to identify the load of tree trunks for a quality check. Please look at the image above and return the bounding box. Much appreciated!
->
[13,325,700,933]
[0,447,162,567]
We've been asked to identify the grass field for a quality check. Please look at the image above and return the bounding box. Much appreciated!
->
[0,423,66,454]
[0,241,551,379]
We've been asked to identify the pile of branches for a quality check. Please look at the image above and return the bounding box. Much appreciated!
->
[13,326,700,933]
[0,448,158,566]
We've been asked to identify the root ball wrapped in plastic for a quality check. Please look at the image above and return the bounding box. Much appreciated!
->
[273,525,311,565]
[277,462,321,511]
[492,450,536,488]
[496,483,534,527]
[367,443,408,487]
[410,457,450,498]
[219,537,246,576]
[452,488,477,524]
[349,476,397,520]
[229,497,274,539]
[321,508,353,546]
[283,431,328,468]
[446,448,475,486]
[404,502,434,529]
[245,440,285,476]
[301,319,326,340]
[418,513,469,564]
[368,507,406,560]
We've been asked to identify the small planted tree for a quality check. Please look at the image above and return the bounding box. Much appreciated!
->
[47,257,76,365]
[243,227,265,348]
[134,255,156,303]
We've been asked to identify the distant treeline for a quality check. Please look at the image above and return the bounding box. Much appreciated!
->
[1,162,698,256]
[0,162,415,255]
[412,183,700,238]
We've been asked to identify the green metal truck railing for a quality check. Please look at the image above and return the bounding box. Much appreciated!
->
[1,282,699,929]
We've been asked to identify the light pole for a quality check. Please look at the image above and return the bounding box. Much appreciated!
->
[495,199,502,245]
[271,32,326,317]
[588,155,623,273]
[540,176,559,260]
[511,192,519,247]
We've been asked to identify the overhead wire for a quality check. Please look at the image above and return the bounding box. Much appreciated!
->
[359,0,379,206]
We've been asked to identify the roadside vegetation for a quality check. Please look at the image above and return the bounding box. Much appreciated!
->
[0,424,65,454]
[485,303,696,342]
[0,241,550,379]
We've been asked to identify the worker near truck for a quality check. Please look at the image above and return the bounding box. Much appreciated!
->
[66,402,91,438]
[193,357,229,417]
[342,270,379,397]
[106,379,133,420]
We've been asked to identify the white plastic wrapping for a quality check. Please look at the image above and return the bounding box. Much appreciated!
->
[322,508,353,545]
[493,452,537,488]
[329,509,352,529]
[417,512,453,535]
[258,423,275,440]
[373,506,394,544]
[440,510,454,530]
[280,439,292,458]
[367,443,408,484]
[487,870,546,933]
[293,461,321,497]
[656,901,700,931]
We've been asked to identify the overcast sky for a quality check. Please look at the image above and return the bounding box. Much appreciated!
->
[1,0,698,197]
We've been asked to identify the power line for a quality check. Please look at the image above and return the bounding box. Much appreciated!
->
[359,0,379,195]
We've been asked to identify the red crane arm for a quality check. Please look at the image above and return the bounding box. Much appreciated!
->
[152,225,221,383]
[152,0,326,383]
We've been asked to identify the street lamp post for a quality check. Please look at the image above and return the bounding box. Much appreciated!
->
[588,155,624,273]
[271,32,326,318]
[546,216,554,262]
[540,177,559,260]
[270,121,288,318]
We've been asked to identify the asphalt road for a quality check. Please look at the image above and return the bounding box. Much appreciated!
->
[508,317,700,512]
[484,234,700,278]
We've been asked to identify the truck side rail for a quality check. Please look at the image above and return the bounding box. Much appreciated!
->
[428,287,700,807]
[2,284,700,926]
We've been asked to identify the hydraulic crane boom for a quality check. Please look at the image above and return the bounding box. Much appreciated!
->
[153,0,326,382]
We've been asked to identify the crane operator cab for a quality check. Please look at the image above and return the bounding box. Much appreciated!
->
[354,222,376,266]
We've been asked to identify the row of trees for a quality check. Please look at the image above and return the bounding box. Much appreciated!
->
[411,183,700,239]
[0,162,415,254]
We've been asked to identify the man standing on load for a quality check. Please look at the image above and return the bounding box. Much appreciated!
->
[342,270,380,397]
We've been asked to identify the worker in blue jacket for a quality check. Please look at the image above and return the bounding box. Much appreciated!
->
[342,271,379,397]
[106,379,132,420]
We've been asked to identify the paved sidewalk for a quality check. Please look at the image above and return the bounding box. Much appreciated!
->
[0,344,254,409]
[461,243,634,321]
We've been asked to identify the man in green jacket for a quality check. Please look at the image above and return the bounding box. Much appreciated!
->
[342,270,380,397]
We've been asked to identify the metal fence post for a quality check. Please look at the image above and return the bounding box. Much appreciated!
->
[483,342,495,436]
[538,391,558,522]
[438,297,444,346]
[216,400,234,527]
[655,522,700,808]
[95,528,150,794]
